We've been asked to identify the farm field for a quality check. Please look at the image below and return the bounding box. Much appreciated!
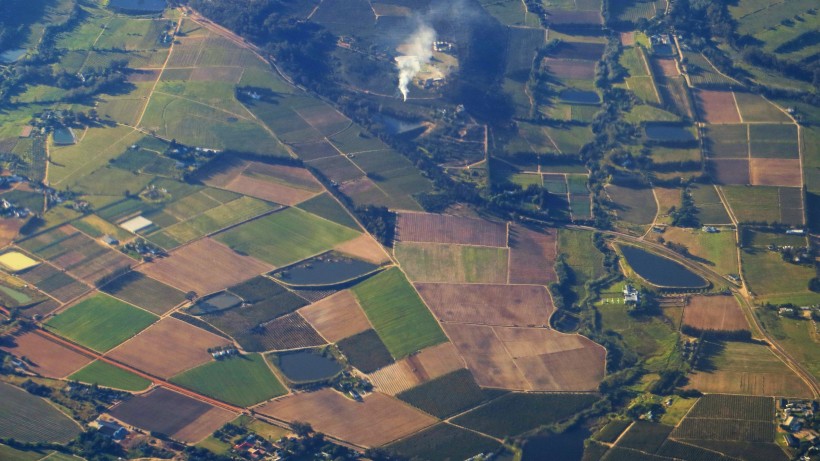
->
[170,354,286,407]
[256,388,437,448]
[605,184,657,227]
[0,331,92,378]
[416,283,552,327]
[396,368,487,418]
[387,423,502,461]
[0,382,81,443]
[682,295,750,333]
[68,360,151,391]
[108,317,230,378]
[659,227,738,276]
[295,193,360,230]
[558,228,606,304]
[198,157,322,206]
[686,340,812,397]
[352,268,447,359]
[337,329,394,374]
[45,294,158,352]
[689,185,732,224]
[507,225,558,285]
[741,249,816,298]
[368,342,465,395]
[297,290,372,343]
[396,212,508,247]
[394,242,508,283]
[101,272,186,315]
[693,89,741,123]
[109,387,236,443]
[721,185,801,225]
[214,208,359,267]
[236,312,326,352]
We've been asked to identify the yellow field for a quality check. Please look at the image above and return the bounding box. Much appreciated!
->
[0,251,39,272]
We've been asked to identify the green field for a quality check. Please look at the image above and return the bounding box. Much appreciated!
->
[215,207,360,267]
[395,242,509,283]
[721,186,782,224]
[661,227,738,276]
[101,271,186,315]
[606,184,657,227]
[48,126,143,187]
[45,294,158,352]
[0,382,81,443]
[452,392,599,438]
[387,423,502,461]
[171,353,286,407]
[558,228,606,304]
[69,360,152,391]
[295,193,360,230]
[690,184,732,224]
[351,268,447,359]
[741,249,816,297]
[397,369,489,418]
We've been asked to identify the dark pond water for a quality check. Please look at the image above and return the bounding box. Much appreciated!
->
[620,245,707,288]
[0,49,26,64]
[273,253,377,286]
[189,291,242,315]
[645,123,695,142]
[109,0,166,11]
[53,127,75,145]
[522,427,590,461]
[559,89,600,105]
[373,114,425,136]
[277,349,342,382]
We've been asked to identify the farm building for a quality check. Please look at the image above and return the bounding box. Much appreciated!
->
[120,216,153,233]
[623,284,639,303]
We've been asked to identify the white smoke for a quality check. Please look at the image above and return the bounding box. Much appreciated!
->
[395,24,436,101]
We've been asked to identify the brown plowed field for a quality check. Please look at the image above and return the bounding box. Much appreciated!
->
[298,290,372,343]
[683,295,750,332]
[544,58,596,80]
[188,66,243,83]
[750,158,802,187]
[0,331,92,378]
[107,317,230,378]
[686,371,812,398]
[138,238,273,295]
[620,32,635,46]
[223,174,318,205]
[243,163,322,191]
[252,313,327,351]
[200,159,321,205]
[442,323,530,390]
[694,89,741,124]
[508,225,558,285]
[368,343,464,395]
[257,389,436,447]
[334,234,390,264]
[396,213,507,247]
[416,283,552,327]
[109,387,236,443]
[654,58,679,77]
[709,159,750,185]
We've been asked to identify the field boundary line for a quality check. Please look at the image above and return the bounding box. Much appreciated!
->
[134,17,184,128]
[732,91,744,123]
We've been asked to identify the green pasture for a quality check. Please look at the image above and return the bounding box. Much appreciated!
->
[69,360,151,391]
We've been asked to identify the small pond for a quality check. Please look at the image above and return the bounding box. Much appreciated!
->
[0,49,26,64]
[189,291,242,315]
[559,89,600,105]
[645,123,695,142]
[620,245,707,288]
[276,349,342,383]
[109,0,166,12]
[522,427,590,461]
[273,252,377,286]
[53,127,76,145]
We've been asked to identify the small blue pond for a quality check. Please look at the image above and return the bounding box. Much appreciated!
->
[109,0,166,12]
[53,127,76,145]
[273,253,377,286]
[620,245,707,288]
[276,349,343,382]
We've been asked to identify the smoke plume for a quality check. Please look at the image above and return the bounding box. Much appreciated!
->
[396,23,436,101]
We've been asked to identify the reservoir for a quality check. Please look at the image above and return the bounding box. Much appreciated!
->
[559,89,600,105]
[522,427,590,461]
[620,245,707,288]
[275,349,343,383]
[273,253,377,286]
[645,123,695,142]
[109,0,166,12]
[53,127,76,145]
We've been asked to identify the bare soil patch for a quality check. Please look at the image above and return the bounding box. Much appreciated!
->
[298,290,371,343]
[416,283,553,327]
[687,371,812,398]
[653,58,680,77]
[709,159,750,185]
[694,89,741,124]
[224,174,318,205]
[750,158,802,187]
[138,238,273,295]
[544,58,596,80]
[683,295,750,332]
[0,331,92,378]
[441,323,529,390]
[334,234,390,265]
[0,220,24,247]
[508,225,558,285]
[107,317,230,378]
[368,343,464,395]
[619,32,635,46]
[258,389,436,447]
[397,212,507,247]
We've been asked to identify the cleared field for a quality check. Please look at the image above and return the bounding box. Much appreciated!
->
[337,329,394,373]
[109,387,236,443]
[396,212,507,247]
[368,342,465,395]
[108,317,229,378]
[352,268,447,359]
[395,242,508,283]
[416,283,552,327]
[694,89,741,124]
[606,185,657,225]
[0,382,81,443]
[545,58,596,79]
[733,92,791,122]
[256,388,437,447]
[703,124,748,159]
[68,360,151,392]
[387,423,502,461]
[45,294,158,353]
[689,184,732,224]
[508,225,558,285]
[443,324,605,391]
[0,331,92,378]
[199,158,322,206]
[709,159,750,185]
[214,208,360,268]
[101,272,186,315]
[660,227,738,275]
[683,295,749,332]
[138,238,273,295]
[453,392,599,438]
[686,340,812,397]
[17,263,89,303]
[749,158,802,187]
[297,290,371,343]
[334,234,390,265]
[654,57,679,77]
[171,353,286,407]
